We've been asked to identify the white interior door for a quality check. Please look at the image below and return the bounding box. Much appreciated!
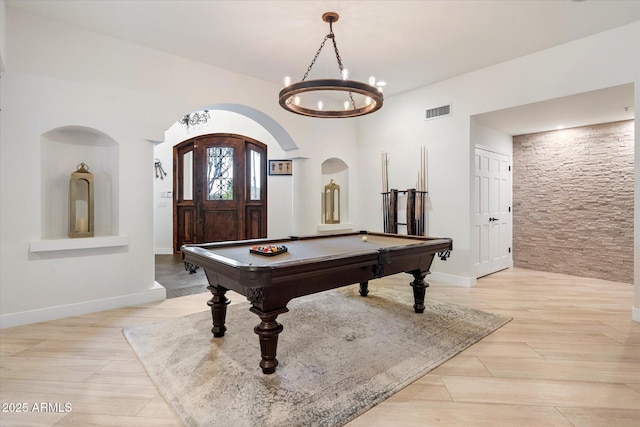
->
[474,146,512,277]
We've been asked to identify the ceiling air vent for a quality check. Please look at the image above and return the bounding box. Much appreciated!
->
[425,104,452,120]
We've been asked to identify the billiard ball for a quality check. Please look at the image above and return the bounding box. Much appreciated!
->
[362,236,368,242]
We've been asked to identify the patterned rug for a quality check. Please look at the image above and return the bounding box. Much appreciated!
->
[124,283,510,427]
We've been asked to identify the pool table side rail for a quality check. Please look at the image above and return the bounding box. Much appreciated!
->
[180,233,452,295]
[181,237,452,273]
[181,232,452,269]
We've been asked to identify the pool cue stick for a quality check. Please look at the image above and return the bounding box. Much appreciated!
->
[423,147,428,235]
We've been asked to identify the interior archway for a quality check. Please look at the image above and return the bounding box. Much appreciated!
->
[154,104,296,254]
[201,103,298,152]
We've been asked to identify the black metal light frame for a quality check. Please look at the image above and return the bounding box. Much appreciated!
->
[278,12,384,119]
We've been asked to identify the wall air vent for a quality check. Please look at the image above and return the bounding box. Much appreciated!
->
[425,104,452,120]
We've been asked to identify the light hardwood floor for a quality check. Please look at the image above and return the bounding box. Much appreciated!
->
[1,268,638,426]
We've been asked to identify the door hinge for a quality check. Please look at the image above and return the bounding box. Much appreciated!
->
[509,165,511,171]
[508,247,511,253]
[509,206,511,212]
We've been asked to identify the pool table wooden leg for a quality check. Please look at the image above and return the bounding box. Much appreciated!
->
[359,281,369,296]
[250,307,288,374]
[207,285,230,337]
[409,271,429,313]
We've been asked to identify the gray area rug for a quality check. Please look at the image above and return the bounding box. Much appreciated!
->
[124,284,510,427]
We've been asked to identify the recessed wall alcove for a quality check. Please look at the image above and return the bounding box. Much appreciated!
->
[32,126,125,252]
[318,158,353,233]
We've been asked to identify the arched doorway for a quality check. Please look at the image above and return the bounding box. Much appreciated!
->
[173,133,267,252]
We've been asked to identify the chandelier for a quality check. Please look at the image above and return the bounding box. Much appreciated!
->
[279,12,384,118]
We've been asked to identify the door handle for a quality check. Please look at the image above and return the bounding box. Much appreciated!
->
[489,217,499,222]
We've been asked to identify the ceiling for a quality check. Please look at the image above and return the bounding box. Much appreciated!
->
[476,83,635,136]
[6,0,639,135]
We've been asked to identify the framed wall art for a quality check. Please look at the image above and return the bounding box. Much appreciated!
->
[269,160,293,176]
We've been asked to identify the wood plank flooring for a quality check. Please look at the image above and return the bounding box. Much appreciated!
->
[1,268,638,426]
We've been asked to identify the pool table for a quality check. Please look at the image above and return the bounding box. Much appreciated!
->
[181,231,452,374]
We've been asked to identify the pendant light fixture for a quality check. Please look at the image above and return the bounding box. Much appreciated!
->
[279,12,384,118]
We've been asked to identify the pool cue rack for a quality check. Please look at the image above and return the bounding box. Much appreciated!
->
[381,147,428,236]
[382,189,428,236]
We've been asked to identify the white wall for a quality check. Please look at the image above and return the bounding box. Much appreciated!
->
[0,9,358,327]
[471,120,513,156]
[357,21,640,298]
[0,0,6,72]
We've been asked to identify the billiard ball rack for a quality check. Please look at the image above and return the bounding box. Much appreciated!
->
[250,244,288,256]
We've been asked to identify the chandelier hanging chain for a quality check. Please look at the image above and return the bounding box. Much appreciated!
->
[300,19,356,109]
[301,34,331,82]
[329,21,357,109]
[329,22,346,76]
[289,32,329,106]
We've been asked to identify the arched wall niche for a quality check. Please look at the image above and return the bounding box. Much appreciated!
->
[320,157,351,230]
[41,126,119,239]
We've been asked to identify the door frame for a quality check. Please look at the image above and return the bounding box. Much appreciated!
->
[473,144,513,278]
[173,133,267,252]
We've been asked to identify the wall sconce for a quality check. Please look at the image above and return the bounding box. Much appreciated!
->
[324,179,340,224]
[69,163,94,238]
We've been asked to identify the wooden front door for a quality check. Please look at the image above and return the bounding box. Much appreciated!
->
[174,134,267,252]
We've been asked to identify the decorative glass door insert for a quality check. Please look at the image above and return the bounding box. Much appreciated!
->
[207,147,234,200]
[249,149,262,200]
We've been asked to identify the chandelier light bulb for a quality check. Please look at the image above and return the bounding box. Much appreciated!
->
[318,101,323,110]
[294,96,301,105]
[344,101,350,110]
[284,76,291,86]
[366,96,372,106]
[342,69,349,80]
[369,76,376,86]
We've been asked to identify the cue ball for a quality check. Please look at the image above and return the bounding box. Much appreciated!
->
[362,236,368,242]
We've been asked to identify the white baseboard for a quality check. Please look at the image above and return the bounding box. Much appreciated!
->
[633,306,640,323]
[428,272,476,287]
[0,282,166,329]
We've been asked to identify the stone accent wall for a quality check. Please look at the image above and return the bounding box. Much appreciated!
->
[512,120,634,284]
